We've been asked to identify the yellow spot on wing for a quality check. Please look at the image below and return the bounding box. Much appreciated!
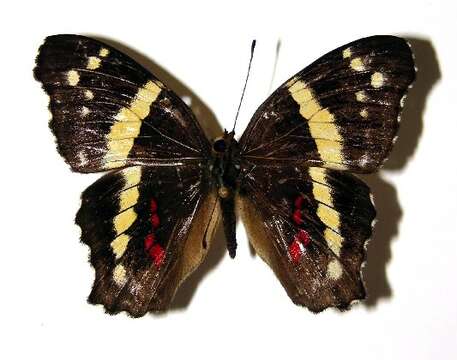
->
[309,167,344,266]
[288,81,344,168]
[324,229,343,256]
[355,90,367,102]
[300,99,321,119]
[312,182,333,207]
[130,81,162,118]
[113,208,137,235]
[107,121,142,140]
[99,48,110,57]
[310,108,335,123]
[84,90,94,100]
[109,167,142,260]
[309,123,342,142]
[113,264,127,286]
[67,70,79,86]
[317,203,340,231]
[111,234,130,259]
[327,259,343,280]
[360,109,368,118]
[115,107,140,122]
[371,72,384,88]
[289,85,320,119]
[119,187,139,211]
[123,167,142,188]
[289,81,312,100]
[308,167,326,184]
[342,47,352,59]
[87,56,101,70]
[314,139,344,167]
[350,57,365,71]
[105,139,135,167]
[81,106,90,117]
[103,80,162,169]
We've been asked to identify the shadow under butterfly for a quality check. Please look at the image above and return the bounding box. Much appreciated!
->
[34,34,432,316]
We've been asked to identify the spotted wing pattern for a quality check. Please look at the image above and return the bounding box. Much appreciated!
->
[35,34,415,315]
[238,165,375,311]
[239,35,415,173]
[34,35,211,172]
[77,165,219,316]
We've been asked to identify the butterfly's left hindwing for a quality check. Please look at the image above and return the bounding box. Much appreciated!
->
[76,165,219,316]
[238,165,375,312]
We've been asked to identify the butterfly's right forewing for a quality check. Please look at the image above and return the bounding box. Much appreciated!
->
[35,34,211,172]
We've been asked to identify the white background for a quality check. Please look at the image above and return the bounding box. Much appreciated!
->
[1,1,456,359]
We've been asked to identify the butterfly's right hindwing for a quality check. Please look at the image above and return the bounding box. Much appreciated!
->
[77,165,219,316]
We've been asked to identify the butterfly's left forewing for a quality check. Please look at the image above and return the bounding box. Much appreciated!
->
[77,165,219,316]
[240,36,415,173]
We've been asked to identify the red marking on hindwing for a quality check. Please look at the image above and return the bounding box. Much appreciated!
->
[144,233,155,251]
[143,197,164,267]
[151,213,160,229]
[294,195,305,209]
[293,209,302,225]
[296,229,311,247]
[289,194,312,264]
[150,198,158,213]
[288,240,302,264]
[149,244,165,267]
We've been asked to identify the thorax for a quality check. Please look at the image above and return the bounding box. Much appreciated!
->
[210,134,241,198]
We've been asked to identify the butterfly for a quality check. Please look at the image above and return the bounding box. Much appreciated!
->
[34,35,415,317]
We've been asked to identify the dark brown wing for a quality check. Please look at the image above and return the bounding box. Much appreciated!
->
[77,165,219,317]
[34,34,211,172]
[238,165,375,312]
[239,35,415,173]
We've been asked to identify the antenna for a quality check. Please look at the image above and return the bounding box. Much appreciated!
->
[232,39,256,133]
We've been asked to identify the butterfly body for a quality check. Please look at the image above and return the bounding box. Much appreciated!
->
[209,131,241,257]
[35,35,415,316]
